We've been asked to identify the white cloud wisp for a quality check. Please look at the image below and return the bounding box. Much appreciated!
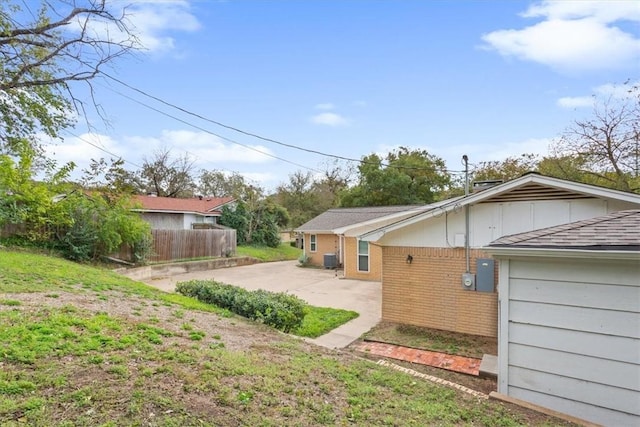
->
[481,0,640,73]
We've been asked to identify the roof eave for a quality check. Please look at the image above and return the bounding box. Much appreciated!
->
[333,207,430,235]
[132,208,221,216]
[483,246,640,261]
[360,175,640,239]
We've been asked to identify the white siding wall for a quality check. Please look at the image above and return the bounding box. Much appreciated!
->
[141,213,184,229]
[183,213,197,229]
[378,199,612,248]
[499,257,640,427]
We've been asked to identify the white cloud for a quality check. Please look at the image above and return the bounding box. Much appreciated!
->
[556,80,639,109]
[481,1,640,72]
[424,138,554,172]
[314,103,335,110]
[481,137,553,162]
[111,0,201,53]
[68,1,200,55]
[311,112,350,127]
[127,130,274,164]
[557,96,593,109]
[522,0,640,22]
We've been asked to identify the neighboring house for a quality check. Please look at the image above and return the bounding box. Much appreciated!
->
[485,210,640,427]
[295,205,434,281]
[360,173,640,338]
[131,194,235,230]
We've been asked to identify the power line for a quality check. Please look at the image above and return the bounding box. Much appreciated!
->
[102,84,323,174]
[64,130,142,169]
[102,72,465,175]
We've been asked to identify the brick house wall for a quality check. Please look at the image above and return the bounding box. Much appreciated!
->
[343,237,383,281]
[303,233,340,267]
[381,246,498,337]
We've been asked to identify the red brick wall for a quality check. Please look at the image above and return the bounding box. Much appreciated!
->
[382,246,498,337]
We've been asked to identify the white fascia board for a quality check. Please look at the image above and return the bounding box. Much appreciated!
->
[131,208,219,217]
[484,246,640,261]
[294,229,332,234]
[360,175,640,242]
[359,197,467,241]
[333,206,430,236]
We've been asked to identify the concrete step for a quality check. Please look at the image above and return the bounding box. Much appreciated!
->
[479,354,497,379]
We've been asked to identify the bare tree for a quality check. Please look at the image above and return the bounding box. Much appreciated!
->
[0,0,138,155]
[551,83,640,192]
[139,148,196,198]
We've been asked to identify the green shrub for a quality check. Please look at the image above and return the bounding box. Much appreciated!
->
[175,280,306,332]
[298,254,311,266]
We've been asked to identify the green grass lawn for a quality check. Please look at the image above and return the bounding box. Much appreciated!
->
[236,243,302,262]
[0,248,574,426]
[294,306,359,338]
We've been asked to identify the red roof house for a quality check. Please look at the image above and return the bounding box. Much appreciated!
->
[131,195,235,230]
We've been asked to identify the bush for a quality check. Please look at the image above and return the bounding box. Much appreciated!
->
[298,254,311,267]
[175,280,306,332]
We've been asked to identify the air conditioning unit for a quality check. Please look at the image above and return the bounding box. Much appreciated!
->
[461,273,476,291]
[323,253,337,269]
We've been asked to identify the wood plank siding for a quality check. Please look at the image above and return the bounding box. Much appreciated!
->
[500,258,640,426]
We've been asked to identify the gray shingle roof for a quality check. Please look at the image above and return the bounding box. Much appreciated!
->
[296,205,424,232]
[489,210,640,251]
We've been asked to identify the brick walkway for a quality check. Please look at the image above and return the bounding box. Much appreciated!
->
[352,341,481,376]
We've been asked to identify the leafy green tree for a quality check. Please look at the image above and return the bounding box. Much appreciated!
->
[0,142,74,241]
[272,171,321,227]
[56,192,152,262]
[220,198,288,248]
[470,154,540,183]
[339,147,451,207]
[0,143,150,262]
[273,161,352,227]
[80,158,141,196]
[220,203,249,244]
[198,170,253,199]
[0,0,136,158]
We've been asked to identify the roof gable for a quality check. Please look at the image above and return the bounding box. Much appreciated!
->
[131,195,235,215]
[488,210,640,251]
[361,174,640,241]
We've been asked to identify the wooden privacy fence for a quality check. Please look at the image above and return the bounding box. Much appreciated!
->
[148,229,237,263]
[114,229,237,263]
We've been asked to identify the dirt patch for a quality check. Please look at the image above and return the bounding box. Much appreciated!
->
[1,289,286,353]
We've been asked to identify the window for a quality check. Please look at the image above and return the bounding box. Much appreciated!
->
[357,240,369,272]
[310,235,317,252]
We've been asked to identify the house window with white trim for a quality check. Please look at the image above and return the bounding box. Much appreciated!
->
[310,235,317,252]
[357,239,369,272]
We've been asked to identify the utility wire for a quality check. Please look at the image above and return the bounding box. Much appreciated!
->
[102,72,464,175]
[64,130,142,169]
[104,84,323,174]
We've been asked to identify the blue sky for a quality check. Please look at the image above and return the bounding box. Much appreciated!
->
[49,0,640,192]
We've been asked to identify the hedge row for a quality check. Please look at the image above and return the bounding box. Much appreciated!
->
[175,279,306,333]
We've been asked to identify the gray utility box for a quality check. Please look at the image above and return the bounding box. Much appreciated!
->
[476,258,495,292]
[323,253,337,269]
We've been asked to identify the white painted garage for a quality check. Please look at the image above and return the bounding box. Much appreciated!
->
[486,210,640,427]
